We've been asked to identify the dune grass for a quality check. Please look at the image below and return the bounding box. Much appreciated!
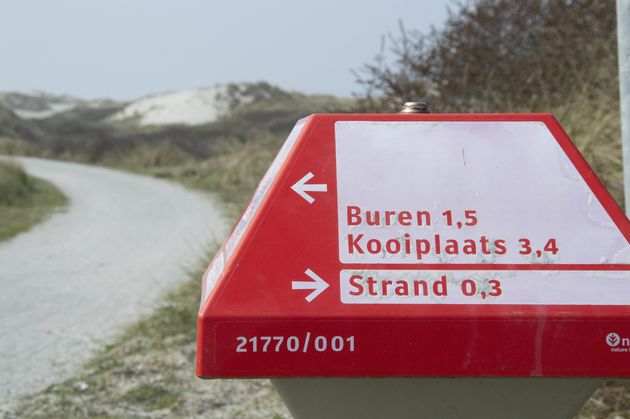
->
[5,259,290,419]
[0,161,67,241]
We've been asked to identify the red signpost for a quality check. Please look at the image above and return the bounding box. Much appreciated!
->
[197,114,630,417]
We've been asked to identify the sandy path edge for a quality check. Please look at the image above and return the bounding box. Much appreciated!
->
[0,157,225,403]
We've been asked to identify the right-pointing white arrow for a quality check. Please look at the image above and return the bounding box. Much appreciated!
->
[291,269,329,302]
[291,172,327,204]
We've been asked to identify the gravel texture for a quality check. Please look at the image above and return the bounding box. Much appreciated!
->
[0,157,224,404]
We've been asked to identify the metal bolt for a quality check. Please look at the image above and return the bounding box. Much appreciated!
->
[399,101,430,114]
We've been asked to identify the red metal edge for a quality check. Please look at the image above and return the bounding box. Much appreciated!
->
[196,113,630,378]
[198,316,630,378]
[340,263,630,271]
[197,116,322,374]
[196,114,630,309]
[198,115,316,316]
[541,115,630,243]
[196,113,630,310]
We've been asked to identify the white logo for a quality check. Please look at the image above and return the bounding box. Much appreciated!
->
[606,332,621,347]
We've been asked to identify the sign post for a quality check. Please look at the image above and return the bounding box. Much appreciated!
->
[197,114,630,418]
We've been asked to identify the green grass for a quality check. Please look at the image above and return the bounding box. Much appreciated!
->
[8,261,289,418]
[579,381,630,418]
[141,132,282,217]
[122,384,180,411]
[0,161,67,241]
[8,265,202,418]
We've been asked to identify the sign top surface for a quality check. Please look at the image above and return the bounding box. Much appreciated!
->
[197,114,630,378]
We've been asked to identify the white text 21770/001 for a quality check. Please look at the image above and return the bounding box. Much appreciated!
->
[235,334,355,353]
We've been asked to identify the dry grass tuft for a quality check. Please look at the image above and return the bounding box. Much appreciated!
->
[0,161,67,241]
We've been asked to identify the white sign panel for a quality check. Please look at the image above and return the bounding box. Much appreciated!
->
[335,121,630,265]
[340,269,630,305]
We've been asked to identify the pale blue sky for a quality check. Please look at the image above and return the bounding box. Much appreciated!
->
[0,0,450,100]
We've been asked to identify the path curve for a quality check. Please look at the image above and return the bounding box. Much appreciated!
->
[0,157,225,403]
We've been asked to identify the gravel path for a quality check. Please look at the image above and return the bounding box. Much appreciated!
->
[0,157,225,404]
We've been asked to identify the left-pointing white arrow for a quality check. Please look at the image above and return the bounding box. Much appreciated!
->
[291,172,327,204]
[291,269,329,302]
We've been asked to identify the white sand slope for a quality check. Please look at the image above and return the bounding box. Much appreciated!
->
[14,102,76,119]
[109,85,232,126]
[0,91,119,119]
